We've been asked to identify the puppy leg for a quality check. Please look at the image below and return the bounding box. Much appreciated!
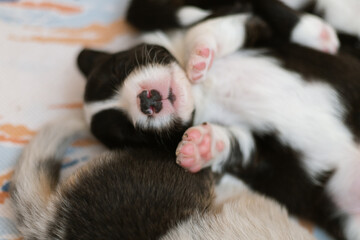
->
[253,0,339,54]
[184,14,270,83]
[176,123,254,173]
[291,14,339,54]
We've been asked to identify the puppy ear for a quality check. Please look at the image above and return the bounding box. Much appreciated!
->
[77,48,110,77]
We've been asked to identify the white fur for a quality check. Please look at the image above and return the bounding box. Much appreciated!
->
[206,124,255,172]
[142,31,186,65]
[185,14,250,61]
[279,0,312,9]
[196,51,356,180]
[162,180,314,240]
[291,14,340,54]
[119,63,194,129]
[344,216,360,240]
[183,14,251,82]
[214,174,249,205]
[207,124,232,172]
[316,0,360,38]
[228,126,255,166]
[176,6,211,27]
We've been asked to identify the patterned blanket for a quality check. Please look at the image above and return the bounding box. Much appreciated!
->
[0,0,333,239]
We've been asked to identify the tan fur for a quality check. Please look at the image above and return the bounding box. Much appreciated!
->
[162,190,315,240]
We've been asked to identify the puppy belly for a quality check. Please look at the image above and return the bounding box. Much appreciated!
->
[196,53,358,179]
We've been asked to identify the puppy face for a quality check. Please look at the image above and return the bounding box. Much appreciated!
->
[77,44,195,148]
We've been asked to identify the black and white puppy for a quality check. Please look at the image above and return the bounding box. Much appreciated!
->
[126,0,339,54]
[77,2,360,239]
[127,0,360,60]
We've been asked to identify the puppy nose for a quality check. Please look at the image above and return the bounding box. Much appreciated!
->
[138,90,163,115]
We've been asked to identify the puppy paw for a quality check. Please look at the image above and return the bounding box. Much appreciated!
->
[291,14,340,54]
[186,43,215,83]
[176,123,226,173]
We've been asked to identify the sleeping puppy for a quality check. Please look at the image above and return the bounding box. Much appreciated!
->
[10,116,314,239]
[77,4,360,240]
[126,0,340,54]
[127,0,360,59]
[10,116,214,239]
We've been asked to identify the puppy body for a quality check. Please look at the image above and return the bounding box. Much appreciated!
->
[78,7,360,240]
[10,116,214,239]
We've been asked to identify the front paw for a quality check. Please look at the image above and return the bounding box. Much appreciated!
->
[291,14,340,54]
[176,123,226,173]
[186,42,215,83]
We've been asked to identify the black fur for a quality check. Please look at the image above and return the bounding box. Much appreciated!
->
[47,148,214,239]
[126,0,239,31]
[91,109,188,151]
[79,44,177,103]
[338,33,360,61]
[126,0,301,42]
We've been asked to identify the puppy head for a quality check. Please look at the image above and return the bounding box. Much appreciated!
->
[78,44,195,146]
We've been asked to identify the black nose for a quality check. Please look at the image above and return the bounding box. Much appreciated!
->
[138,90,163,115]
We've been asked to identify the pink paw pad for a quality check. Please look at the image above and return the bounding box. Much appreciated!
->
[319,25,339,54]
[187,45,215,83]
[176,124,225,173]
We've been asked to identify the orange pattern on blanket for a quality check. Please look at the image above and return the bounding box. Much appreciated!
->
[2,1,82,15]
[0,124,36,144]
[299,219,314,233]
[72,138,99,147]
[0,192,10,204]
[49,102,83,109]
[0,171,13,204]
[11,20,135,47]
[0,171,13,187]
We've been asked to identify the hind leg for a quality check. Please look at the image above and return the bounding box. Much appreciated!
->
[184,14,270,83]
[252,0,340,54]
[291,14,339,54]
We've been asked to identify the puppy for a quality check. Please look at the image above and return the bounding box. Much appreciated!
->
[10,115,316,239]
[126,0,340,54]
[77,5,360,240]
[127,0,360,59]
[10,116,214,239]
